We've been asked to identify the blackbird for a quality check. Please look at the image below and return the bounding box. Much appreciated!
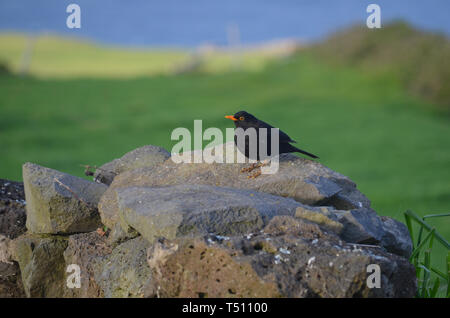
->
[225,111,318,172]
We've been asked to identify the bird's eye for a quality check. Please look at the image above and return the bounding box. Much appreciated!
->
[239,116,245,121]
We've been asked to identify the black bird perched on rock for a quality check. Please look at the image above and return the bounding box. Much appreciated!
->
[225,111,318,177]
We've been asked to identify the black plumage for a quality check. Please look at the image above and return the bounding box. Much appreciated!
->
[225,111,319,160]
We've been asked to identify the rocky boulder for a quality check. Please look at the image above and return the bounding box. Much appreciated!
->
[102,142,361,208]
[0,259,25,298]
[99,143,411,258]
[93,236,152,298]
[13,233,68,297]
[2,144,416,298]
[93,145,170,185]
[146,216,416,298]
[23,163,107,234]
[0,179,27,239]
[0,179,27,298]
[104,184,301,243]
[63,231,112,298]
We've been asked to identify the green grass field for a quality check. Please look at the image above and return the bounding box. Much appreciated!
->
[0,33,449,293]
[1,53,448,219]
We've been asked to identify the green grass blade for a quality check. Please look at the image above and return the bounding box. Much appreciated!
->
[447,252,450,298]
[429,278,440,298]
[418,264,430,273]
[417,226,424,249]
[428,227,435,250]
[423,212,450,219]
[423,250,432,297]
[404,210,449,249]
[430,266,447,280]
[409,228,435,262]
[416,265,422,282]
[404,212,415,248]
[421,230,436,297]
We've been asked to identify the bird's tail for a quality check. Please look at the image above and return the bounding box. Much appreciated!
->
[288,144,319,159]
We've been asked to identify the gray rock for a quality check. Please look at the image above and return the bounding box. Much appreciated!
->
[0,234,13,264]
[146,238,281,298]
[13,233,68,297]
[113,184,301,243]
[323,176,372,210]
[294,206,344,234]
[99,142,366,232]
[380,216,413,258]
[261,216,416,297]
[0,201,26,240]
[295,206,413,258]
[100,142,355,213]
[63,231,113,298]
[0,179,26,239]
[93,236,151,298]
[0,179,27,298]
[101,178,411,257]
[23,162,107,234]
[334,208,386,244]
[0,261,25,298]
[146,216,417,298]
[0,178,25,203]
[0,234,22,298]
[106,223,139,248]
[94,145,170,185]
[8,144,416,298]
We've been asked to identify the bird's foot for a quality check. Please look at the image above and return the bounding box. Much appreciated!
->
[247,170,262,179]
[242,161,269,178]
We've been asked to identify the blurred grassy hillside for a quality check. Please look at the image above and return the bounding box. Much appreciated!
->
[311,21,450,110]
[0,23,449,278]
[0,33,188,77]
[0,33,293,78]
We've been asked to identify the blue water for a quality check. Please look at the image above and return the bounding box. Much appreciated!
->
[0,0,449,47]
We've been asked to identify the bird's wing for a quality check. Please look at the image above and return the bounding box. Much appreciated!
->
[257,119,297,143]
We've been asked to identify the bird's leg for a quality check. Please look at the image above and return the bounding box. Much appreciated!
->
[240,162,259,173]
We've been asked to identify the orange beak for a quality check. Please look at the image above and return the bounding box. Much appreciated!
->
[225,115,238,121]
